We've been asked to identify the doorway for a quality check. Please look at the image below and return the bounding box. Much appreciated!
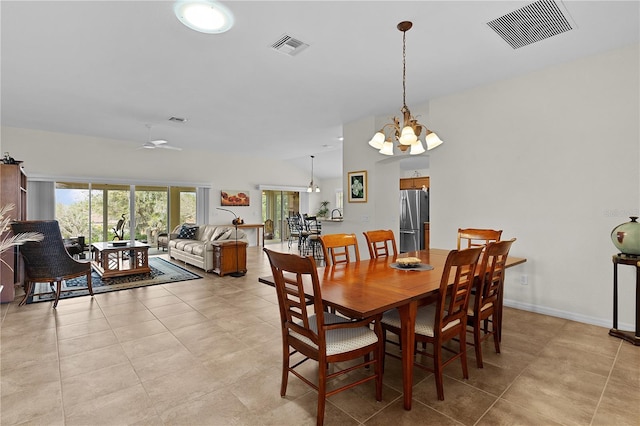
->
[262,190,299,244]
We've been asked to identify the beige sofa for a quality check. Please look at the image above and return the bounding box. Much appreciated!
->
[167,224,248,272]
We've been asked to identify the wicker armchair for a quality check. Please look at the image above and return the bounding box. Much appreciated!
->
[10,220,93,308]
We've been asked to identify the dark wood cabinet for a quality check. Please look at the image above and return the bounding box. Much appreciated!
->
[211,240,247,277]
[400,176,430,190]
[1,163,27,303]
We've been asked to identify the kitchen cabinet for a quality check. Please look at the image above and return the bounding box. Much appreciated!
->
[399,177,430,190]
[211,240,247,277]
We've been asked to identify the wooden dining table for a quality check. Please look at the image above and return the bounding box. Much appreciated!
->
[258,248,526,410]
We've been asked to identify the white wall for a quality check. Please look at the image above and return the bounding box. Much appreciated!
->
[1,126,319,246]
[343,44,640,329]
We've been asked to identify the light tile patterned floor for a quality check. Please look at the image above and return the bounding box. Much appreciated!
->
[1,243,638,425]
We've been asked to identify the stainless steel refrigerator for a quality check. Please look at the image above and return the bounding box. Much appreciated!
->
[400,189,429,253]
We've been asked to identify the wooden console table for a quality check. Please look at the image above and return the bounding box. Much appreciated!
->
[211,240,247,277]
[610,254,640,346]
[236,223,265,246]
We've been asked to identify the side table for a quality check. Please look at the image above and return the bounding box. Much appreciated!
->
[211,240,247,277]
[610,254,640,346]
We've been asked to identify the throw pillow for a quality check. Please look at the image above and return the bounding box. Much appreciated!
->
[178,225,198,239]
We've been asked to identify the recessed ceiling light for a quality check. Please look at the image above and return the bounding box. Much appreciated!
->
[174,1,234,34]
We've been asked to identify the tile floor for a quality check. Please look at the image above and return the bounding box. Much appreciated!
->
[1,243,639,425]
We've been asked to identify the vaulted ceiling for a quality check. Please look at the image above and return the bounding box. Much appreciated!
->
[2,1,638,179]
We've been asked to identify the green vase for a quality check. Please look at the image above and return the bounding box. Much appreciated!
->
[611,216,640,256]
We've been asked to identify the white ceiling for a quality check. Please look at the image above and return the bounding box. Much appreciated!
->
[2,1,638,179]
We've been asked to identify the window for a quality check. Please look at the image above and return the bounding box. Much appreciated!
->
[335,189,343,211]
[55,182,197,243]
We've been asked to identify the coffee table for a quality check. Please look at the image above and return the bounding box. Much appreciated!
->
[91,241,151,279]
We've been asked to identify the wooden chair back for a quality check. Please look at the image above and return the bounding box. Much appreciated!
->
[468,238,516,367]
[363,229,398,259]
[475,238,516,312]
[263,248,325,348]
[457,228,502,250]
[438,247,484,338]
[319,233,360,265]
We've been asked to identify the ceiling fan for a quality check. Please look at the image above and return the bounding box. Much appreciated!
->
[138,124,182,151]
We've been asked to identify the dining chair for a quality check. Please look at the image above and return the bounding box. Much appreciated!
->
[319,233,360,265]
[456,228,502,250]
[263,248,383,426]
[10,220,93,308]
[285,216,300,249]
[303,216,322,259]
[467,238,516,368]
[363,229,398,259]
[381,246,484,400]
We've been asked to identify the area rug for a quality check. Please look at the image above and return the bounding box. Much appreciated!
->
[26,257,202,304]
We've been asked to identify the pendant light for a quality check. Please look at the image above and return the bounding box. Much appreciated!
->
[307,155,320,193]
[368,21,444,156]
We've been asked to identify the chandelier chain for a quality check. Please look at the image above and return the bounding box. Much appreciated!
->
[402,29,407,109]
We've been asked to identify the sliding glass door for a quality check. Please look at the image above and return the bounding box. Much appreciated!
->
[55,182,197,244]
[262,190,299,243]
[134,186,168,245]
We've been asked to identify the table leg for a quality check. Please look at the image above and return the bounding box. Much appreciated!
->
[398,301,417,410]
[636,264,640,338]
[613,260,618,330]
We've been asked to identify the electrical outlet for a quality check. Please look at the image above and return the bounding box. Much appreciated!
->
[520,274,528,285]
[362,215,369,222]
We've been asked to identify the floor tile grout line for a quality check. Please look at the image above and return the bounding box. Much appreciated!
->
[588,340,622,426]
[53,310,68,424]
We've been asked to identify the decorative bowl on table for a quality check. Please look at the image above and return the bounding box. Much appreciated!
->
[395,256,422,268]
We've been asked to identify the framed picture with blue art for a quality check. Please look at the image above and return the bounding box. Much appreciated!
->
[348,170,367,203]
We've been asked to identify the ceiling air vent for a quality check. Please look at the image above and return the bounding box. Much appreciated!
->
[487,0,574,49]
[270,34,309,56]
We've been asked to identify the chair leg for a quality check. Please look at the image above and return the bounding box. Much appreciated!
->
[281,342,290,397]
[433,341,445,401]
[375,330,383,401]
[53,280,63,309]
[460,330,469,380]
[493,314,501,355]
[86,271,94,296]
[381,329,387,373]
[19,281,34,306]
[473,320,484,368]
[317,357,327,426]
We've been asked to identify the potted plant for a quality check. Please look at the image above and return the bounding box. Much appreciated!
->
[317,201,330,219]
[1,204,43,271]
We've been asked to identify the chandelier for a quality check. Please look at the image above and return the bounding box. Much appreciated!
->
[368,21,443,156]
[307,155,320,192]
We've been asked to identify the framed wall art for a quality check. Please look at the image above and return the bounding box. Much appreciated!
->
[347,170,367,203]
[221,190,250,206]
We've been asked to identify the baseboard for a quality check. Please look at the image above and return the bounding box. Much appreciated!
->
[503,298,633,331]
